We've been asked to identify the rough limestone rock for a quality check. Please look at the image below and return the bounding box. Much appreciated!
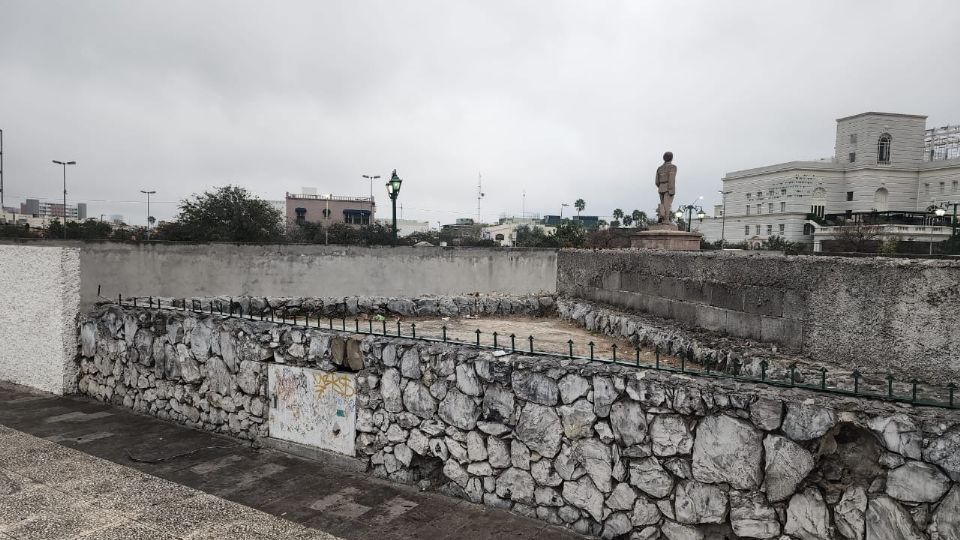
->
[593,376,618,417]
[535,486,564,507]
[674,480,728,525]
[649,414,693,457]
[574,439,613,493]
[630,496,661,527]
[834,485,867,540]
[730,490,780,539]
[515,403,563,458]
[399,348,421,379]
[443,461,469,488]
[605,483,637,511]
[922,426,960,481]
[931,486,960,540]
[402,381,437,419]
[885,461,951,503]
[609,400,647,447]
[438,389,479,430]
[864,496,925,540]
[511,371,559,406]
[562,476,604,522]
[467,431,488,462]
[763,434,816,502]
[557,399,597,439]
[784,488,831,540]
[629,457,675,498]
[487,436,511,468]
[531,460,562,487]
[558,374,590,404]
[495,468,535,504]
[692,414,763,490]
[661,521,705,540]
[481,385,515,424]
[381,368,404,413]
[749,397,783,431]
[601,512,631,540]
[455,363,481,397]
[205,356,233,395]
[868,414,922,460]
[781,402,836,441]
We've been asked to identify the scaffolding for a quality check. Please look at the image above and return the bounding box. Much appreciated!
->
[924,124,960,161]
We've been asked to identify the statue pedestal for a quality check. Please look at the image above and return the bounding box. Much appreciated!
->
[630,224,702,251]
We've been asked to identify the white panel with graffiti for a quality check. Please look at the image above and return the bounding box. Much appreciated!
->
[267,364,357,456]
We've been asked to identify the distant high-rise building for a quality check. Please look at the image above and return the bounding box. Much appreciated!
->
[18,199,88,221]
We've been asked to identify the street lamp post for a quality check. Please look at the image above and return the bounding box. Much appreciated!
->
[560,203,569,222]
[385,170,403,246]
[52,160,76,239]
[674,201,706,233]
[936,202,959,237]
[362,174,380,200]
[140,190,156,240]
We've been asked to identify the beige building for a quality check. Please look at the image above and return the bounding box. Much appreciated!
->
[286,189,376,227]
[696,112,960,249]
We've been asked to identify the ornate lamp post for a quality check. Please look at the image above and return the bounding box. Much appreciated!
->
[674,202,706,233]
[935,203,959,237]
[385,170,403,245]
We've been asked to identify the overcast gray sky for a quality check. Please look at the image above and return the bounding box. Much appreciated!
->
[1,0,958,226]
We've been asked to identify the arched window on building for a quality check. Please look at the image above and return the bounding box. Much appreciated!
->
[877,133,892,165]
[809,188,826,218]
[295,207,307,226]
[873,187,889,212]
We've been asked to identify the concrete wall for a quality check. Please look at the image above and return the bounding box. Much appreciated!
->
[0,242,557,308]
[79,304,960,539]
[557,249,960,383]
[0,245,80,394]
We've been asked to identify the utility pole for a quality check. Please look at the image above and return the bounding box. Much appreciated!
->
[477,173,485,223]
[0,128,4,211]
[52,160,76,239]
[719,189,730,247]
[362,174,380,200]
[141,190,156,240]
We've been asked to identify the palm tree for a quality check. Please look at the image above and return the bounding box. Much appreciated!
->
[631,209,648,229]
[612,208,624,227]
[574,199,586,217]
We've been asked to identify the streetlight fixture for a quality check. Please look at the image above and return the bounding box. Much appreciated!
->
[140,190,156,240]
[675,198,706,233]
[52,160,77,239]
[362,174,380,200]
[560,203,570,222]
[385,169,403,245]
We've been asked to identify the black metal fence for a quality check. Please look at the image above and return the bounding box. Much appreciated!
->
[114,295,959,411]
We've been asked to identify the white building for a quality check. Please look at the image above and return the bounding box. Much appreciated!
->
[696,112,960,249]
[482,217,554,247]
[376,218,431,237]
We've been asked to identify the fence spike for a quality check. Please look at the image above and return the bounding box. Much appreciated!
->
[949,383,956,408]
[412,322,417,339]
[588,341,594,361]
[397,320,401,337]
[568,340,574,359]
[911,379,918,403]
[760,359,768,381]
[442,326,447,342]
[887,374,895,399]
[510,333,516,352]
[853,370,862,395]
[528,335,534,354]
[492,331,498,348]
[789,363,797,387]
[355,318,360,332]
[475,329,481,348]
[636,346,642,367]
[654,345,660,370]
[611,343,617,363]
[382,319,387,335]
[820,367,827,390]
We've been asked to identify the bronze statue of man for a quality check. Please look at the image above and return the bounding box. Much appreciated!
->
[655,151,677,223]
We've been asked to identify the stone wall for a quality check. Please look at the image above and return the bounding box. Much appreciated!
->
[0,245,81,394]
[557,249,960,384]
[78,304,960,539]
[0,241,558,308]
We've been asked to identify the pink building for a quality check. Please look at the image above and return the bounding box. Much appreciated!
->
[285,192,376,227]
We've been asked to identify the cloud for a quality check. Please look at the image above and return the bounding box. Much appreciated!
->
[1,0,958,224]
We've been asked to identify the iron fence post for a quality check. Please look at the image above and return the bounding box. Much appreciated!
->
[887,374,894,399]
[853,370,862,395]
[492,331,497,348]
[611,344,617,363]
[442,326,447,342]
[568,340,574,359]
[820,368,827,390]
[475,329,481,348]
[412,323,417,339]
[911,379,918,402]
[588,342,594,361]
[528,335,534,354]
[510,334,516,352]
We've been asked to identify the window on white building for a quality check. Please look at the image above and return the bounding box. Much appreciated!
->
[766,225,772,235]
[846,191,854,202]
[779,224,785,234]
[768,203,774,214]
[757,191,762,198]
[781,189,786,196]
[940,182,946,194]
[780,202,786,212]
[954,180,958,193]
[746,192,752,199]
[849,152,856,163]
[850,133,857,144]
[756,203,762,215]
[925,183,930,196]
[877,133,892,165]
[746,205,751,215]
[755,224,761,235]
[744,225,750,236]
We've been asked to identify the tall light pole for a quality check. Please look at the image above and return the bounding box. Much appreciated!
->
[362,174,380,200]
[140,190,156,240]
[560,203,570,222]
[0,128,4,210]
[52,160,76,239]
[385,169,403,246]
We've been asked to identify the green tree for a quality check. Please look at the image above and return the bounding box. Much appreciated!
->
[612,209,624,227]
[574,199,586,216]
[622,215,633,227]
[631,209,648,229]
[176,185,283,242]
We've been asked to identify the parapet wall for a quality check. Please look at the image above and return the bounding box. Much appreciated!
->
[557,249,960,384]
[78,304,960,539]
[0,245,80,394]
[8,241,556,308]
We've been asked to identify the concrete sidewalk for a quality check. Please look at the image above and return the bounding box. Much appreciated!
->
[0,382,583,540]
